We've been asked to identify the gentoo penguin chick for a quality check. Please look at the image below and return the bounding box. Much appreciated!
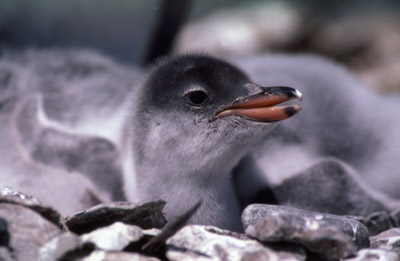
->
[124,54,302,232]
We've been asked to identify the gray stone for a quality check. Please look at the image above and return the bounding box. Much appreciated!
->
[0,247,13,261]
[0,203,62,260]
[263,243,306,261]
[66,201,167,234]
[142,200,201,254]
[0,217,9,247]
[243,204,369,259]
[83,250,160,261]
[1,186,41,205]
[0,193,64,229]
[372,228,400,238]
[345,248,400,261]
[370,228,400,254]
[391,208,400,227]
[371,236,400,254]
[41,225,162,260]
[304,14,400,94]
[344,215,368,227]
[366,210,395,236]
[271,160,391,217]
[174,2,303,57]
[142,228,162,237]
[166,225,306,261]
[38,232,81,261]
[81,222,143,251]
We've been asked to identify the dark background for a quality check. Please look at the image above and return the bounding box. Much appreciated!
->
[1,0,399,66]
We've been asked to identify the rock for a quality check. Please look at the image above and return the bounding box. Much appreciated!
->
[359,60,400,94]
[372,228,400,239]
[370,228,400,254]
[38,232,82,261]
[65,201,167,234]
[0,217,9,247]
[174,2,303,57]
[356,208,400,236]
[243,204,369,260]
[142,200,201,254]
[0,247,13,261]
[0,190,64,229]
[302,14,400,93]
[371,236,400,254]
[0,216,12,261]
[81,222,144,251]
[263,243,306,261]
[1,186,41,204]
[40,223,162,260]
[0,203,62,260]
[166,225,306,261]
[0,166,109,217]
[366,210,396,236]
[82,250,161,261]
[390,208,400,227]
[271,159,391,217]
[344,215,368,227]
[58,242,96,261]
[345,248,400,261]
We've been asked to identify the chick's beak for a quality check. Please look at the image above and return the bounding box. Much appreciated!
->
[216,86,302,122]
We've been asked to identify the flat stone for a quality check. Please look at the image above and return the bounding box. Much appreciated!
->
[0,191,64,229]
[370,236,400,254]
[83,250,160,261]
[166,225,306,261]
[65,201,167,234]
[1,186,41,205]
[0,203,62,260]
[243,204,369,260]
[345,248,400,261]
[344,215,368,227]
[39,225,162,260]
[370,228,400,254]
[81,222,143,251]
[372,228,400,238]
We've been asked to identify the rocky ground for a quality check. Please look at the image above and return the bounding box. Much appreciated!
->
[1,187,400,261]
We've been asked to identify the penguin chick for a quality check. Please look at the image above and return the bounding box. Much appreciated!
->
[123,54,302,232]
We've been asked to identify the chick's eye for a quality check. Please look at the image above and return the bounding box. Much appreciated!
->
[185,90,209,106]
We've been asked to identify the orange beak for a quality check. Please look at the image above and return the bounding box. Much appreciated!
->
[216,86,302,122]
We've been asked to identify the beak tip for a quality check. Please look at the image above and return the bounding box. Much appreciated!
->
[285,105,302,117]
[295,89,303,101]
